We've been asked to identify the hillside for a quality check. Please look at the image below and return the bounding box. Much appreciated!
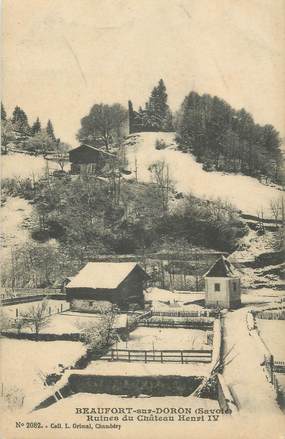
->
[124,132,282,217]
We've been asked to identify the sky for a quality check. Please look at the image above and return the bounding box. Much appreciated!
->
[2,0,285,145]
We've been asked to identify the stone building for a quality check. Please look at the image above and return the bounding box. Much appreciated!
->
[204,256,241,309]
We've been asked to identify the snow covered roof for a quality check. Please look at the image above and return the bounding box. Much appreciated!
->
[66,262,146,289]
[69,144,115,157]
[204,256,239,278]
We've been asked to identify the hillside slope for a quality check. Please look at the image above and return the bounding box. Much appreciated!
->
[125,132,282,217]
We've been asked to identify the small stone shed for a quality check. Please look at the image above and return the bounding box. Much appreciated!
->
[204,256,241,309]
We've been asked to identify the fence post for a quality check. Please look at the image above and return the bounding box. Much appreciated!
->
[181,351,184,364]
[270,355,274,384]
[145,351,147,363]
[128,351,131,362]
[111,349,114,361]
[161,352,163,363]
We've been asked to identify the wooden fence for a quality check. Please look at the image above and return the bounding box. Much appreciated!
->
[257,310,285,320]
[151,310,216,318]
[274,361,285,374]
[100,348,212,363]
[138,318,213,329]
[1,293,66,306]
[263,356,285,381]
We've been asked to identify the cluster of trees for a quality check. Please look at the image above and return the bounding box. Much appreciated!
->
[129,79,173,133]
[1,102,61,156]
[1,160,247,289]
[77,103,128,151]
[175,92,283,183]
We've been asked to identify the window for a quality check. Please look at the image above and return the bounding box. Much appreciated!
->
[233,282,237,292]
[214,283,220,292]
[89,301,93,307]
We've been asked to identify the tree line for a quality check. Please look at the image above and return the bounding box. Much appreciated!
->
[1,102,68,156]
[174,91,283,184]
[77,81,283,184]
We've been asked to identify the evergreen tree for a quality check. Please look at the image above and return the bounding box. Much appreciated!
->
[46,119,56,141]
[1,102,7,121]
[11,106,29,132]
[144,79,172,131]
[31,117,41,135]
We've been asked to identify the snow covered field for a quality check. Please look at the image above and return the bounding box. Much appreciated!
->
[1,153,70,180]
[256,319,285,361]
[3,300,70,321]
[145,288,206,314]
[0,338,85,404]
[241,289,285,305]
[125,132,282,216]
[41,312,104,334]
[117,327,208,351]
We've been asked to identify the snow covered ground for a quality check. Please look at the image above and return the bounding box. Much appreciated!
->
[125,132,282,216]
[1,153,69,180]
[145,287,204,306]
[3,300,70,321]
[222,306,285,427]
[0,338,85,407]
[117,327,208,351]
[0,196,33,262]
[256,319,285,361]
[1,154,65,265]
[241,288,285,305]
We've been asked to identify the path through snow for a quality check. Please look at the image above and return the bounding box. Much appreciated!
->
[222,305,285,434]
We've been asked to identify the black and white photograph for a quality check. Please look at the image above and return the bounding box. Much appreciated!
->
[1,1,285,438]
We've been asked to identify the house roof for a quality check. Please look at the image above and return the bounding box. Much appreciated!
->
[204,256,239,278]
[66,262,147,290]
[69,144,116,157]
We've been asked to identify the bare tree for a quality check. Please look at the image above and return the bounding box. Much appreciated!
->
[270,198,281,229]
[148,160,174,213]
[55,141,69,171]
[21,299,49,336]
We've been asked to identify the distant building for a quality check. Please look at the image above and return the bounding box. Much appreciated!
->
[66,262,149,312]
[204,256,241,309]
[69,144,115,174]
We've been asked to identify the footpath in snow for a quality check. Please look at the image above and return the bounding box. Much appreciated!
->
[125,132,282,216]
[222,305,285,434]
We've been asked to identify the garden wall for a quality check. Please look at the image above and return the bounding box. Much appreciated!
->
[68,373,203,397]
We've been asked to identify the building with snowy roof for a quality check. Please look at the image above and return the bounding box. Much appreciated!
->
[69,143,115,174]
[204,256,241,309]
[66,262,149,312]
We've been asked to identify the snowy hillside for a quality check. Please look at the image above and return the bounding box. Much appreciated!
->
[125,132,282,217]
[1,153,70,179]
